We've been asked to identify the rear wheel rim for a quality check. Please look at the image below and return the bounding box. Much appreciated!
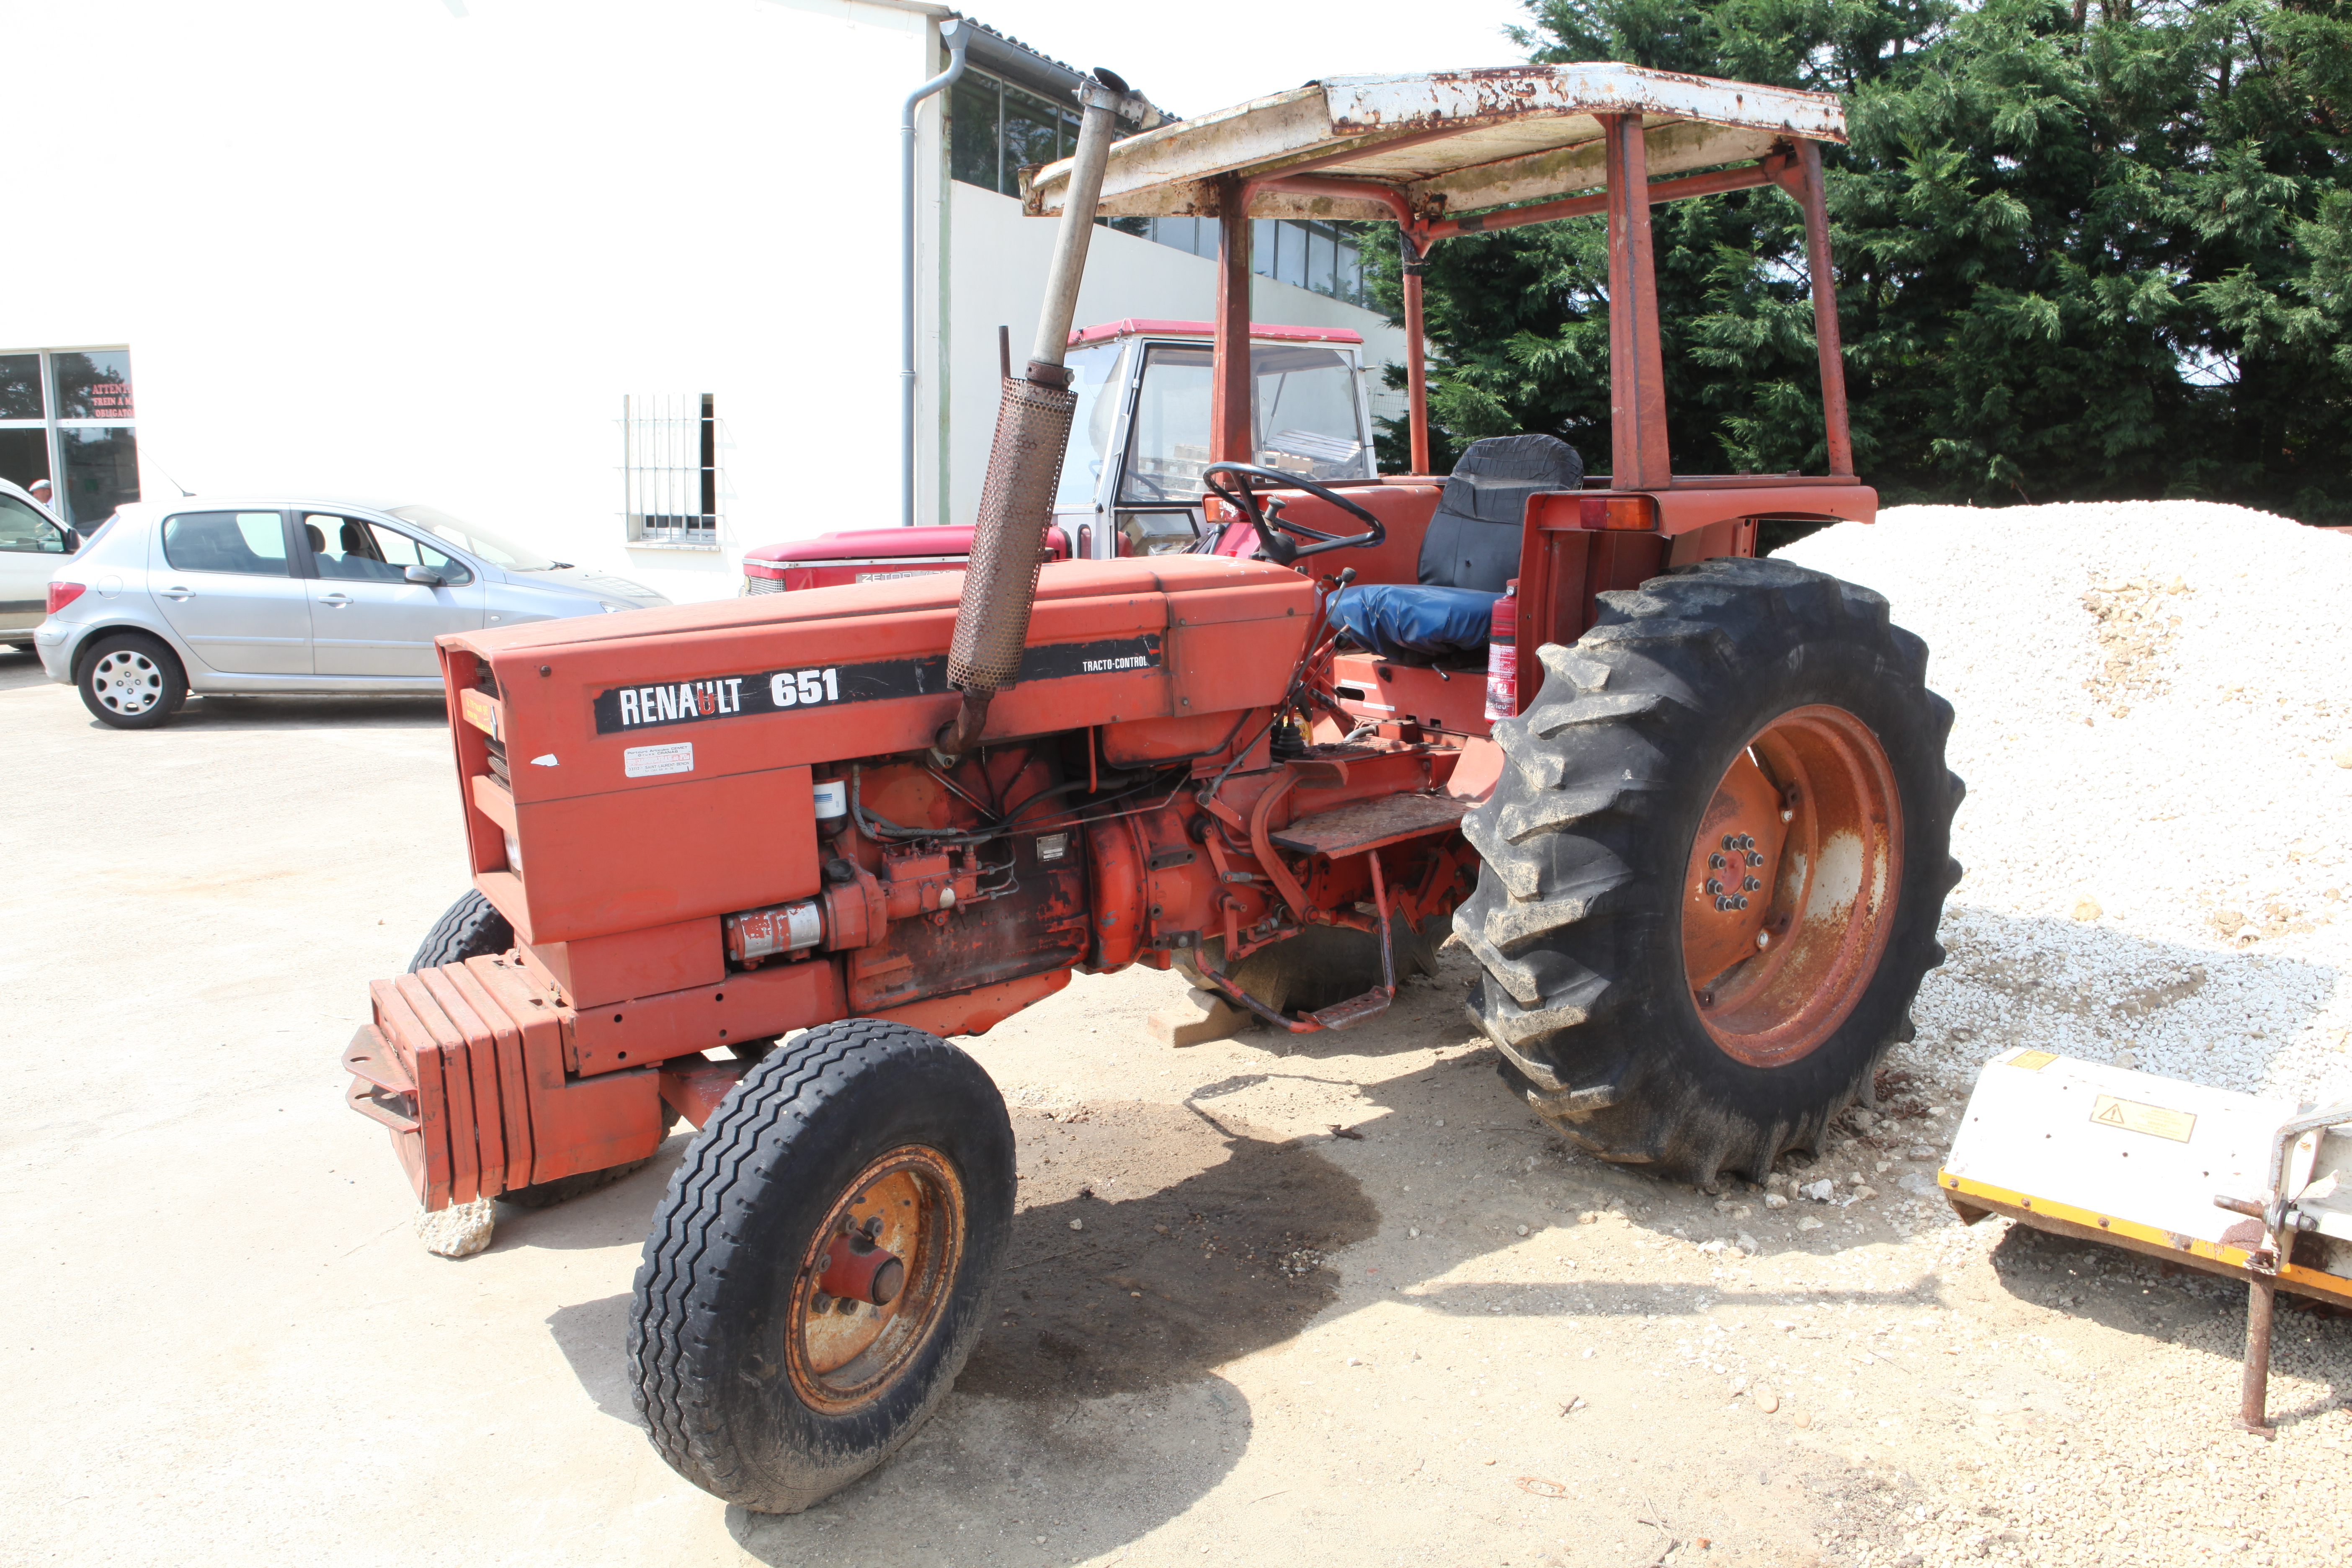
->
[91,649,163,715]
[1681,704,1903,1068]
[783,1145,965,1415]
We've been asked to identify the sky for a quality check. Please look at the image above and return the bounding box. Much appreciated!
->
[959,0,1541,119]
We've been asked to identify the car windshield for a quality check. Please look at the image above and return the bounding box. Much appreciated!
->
[387,504,562,570]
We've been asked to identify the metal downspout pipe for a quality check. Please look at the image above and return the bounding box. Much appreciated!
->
[902,18,971,528]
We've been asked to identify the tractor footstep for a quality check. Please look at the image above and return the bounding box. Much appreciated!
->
[415,1195,496,1259]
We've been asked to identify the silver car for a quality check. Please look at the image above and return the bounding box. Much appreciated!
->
[2,476,79,644]
[34,498,670,727]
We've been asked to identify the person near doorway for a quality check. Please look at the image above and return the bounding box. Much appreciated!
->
[27,477,55,513]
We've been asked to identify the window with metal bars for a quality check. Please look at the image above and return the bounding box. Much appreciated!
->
[621,393,721,548]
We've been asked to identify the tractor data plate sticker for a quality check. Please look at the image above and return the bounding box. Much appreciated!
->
[458,687,500,740]
[2090,1093,2196,1142]
[624,741,695,778]
[590,634,1164,736]
[2009,1050,2059,1070]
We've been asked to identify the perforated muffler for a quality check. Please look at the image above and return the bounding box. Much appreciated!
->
[947,374,1078,694]
[936,69,1144,758]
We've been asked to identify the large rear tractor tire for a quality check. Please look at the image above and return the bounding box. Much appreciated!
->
[629,1019,1016,1513]
[406,889,657,1208]
[1456,557,1962,1186]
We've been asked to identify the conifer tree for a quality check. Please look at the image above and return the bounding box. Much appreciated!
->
[1368,0,2352,521]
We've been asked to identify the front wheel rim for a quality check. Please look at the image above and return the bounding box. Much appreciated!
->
[783,1145,965,1414]
[1681,704,1903,1068]
[91,650,164,715]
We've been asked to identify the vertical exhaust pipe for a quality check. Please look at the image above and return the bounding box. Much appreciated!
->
[936,68,1141,760]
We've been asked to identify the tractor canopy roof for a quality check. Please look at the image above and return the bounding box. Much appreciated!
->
[1023,63,1845,226]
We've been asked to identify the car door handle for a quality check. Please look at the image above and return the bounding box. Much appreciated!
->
[164,585,196,601]
[320,593,351,607]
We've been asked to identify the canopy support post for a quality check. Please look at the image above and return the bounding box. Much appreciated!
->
[1600,113,1671,489]
[1402,230,1432,476]
[1795,138,1854,478]
[1212,178,1253,467]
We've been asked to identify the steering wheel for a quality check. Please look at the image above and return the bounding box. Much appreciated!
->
[1201,462,1386,567]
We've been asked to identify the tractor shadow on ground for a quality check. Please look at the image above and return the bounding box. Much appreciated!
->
[539,1108,1295,1555]
[538,1106,1375,1412]
[725,1373,1253,1560]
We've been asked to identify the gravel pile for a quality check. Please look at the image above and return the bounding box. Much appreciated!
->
[1778,500,2352,1105]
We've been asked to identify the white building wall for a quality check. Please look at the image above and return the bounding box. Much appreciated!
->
[939,183,1410,528]
[9,1,1406,602]
[10,0,937,604]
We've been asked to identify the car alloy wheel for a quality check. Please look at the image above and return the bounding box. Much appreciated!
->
[90,647,166,716]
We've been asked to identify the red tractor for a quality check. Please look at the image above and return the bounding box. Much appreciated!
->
[346,63,1958,1512]
[739,317,1382,587]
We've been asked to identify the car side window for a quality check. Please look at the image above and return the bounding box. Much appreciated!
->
[306,514,472,586]
[0,495,68,553]
[160,511,291,575]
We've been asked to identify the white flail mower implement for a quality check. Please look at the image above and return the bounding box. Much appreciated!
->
[1941,1049,2352,1434]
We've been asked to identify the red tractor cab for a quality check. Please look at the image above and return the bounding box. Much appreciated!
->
[739,319,1377,590]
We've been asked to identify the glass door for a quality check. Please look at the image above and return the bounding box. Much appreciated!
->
[0,348,141,527]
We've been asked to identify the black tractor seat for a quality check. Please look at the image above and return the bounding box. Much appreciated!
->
[1327,433,1583,664]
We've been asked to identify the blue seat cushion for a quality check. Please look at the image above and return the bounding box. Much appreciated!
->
[1327,583,1500,665]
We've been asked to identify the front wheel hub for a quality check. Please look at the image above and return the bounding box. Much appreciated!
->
[786,1145,964,1413]
[1682,704,1902,1068]
[819,1222,907,1306]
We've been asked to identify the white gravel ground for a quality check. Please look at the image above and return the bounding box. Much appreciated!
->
[1779,500,2352,1106]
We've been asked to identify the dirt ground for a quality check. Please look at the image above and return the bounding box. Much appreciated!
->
[3,678,2347,1568]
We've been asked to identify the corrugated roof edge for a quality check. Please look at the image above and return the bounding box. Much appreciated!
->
[959,15,1180,123]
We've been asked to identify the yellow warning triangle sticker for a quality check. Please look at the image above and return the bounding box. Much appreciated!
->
[2094,1101,2127,1126]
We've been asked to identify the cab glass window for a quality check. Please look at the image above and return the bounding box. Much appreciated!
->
[0,494,67,553]
[1052,342,1126,508]
[1118,342,1371,506]
[1251,344,1370,482]
[1119,345,1214,504]
[161,511,290,575]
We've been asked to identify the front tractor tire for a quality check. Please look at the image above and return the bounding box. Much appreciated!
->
[1457,557,1962,1187]
[629,1019,1016,1514]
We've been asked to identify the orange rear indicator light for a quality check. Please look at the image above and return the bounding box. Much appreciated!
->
[1579,495,1658,531]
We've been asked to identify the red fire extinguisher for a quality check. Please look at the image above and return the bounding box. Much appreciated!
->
[1484,579,1519,722]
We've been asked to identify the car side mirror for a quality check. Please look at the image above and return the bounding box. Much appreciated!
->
[404,564,445,587]
[60,529,80,553]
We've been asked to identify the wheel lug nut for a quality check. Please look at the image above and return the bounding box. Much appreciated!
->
[1721,834,1736,851]
[811,1291,834,1313]
[1743,876,1761,892]
[1705,878,1722,895]
[1746,851,1763,867]
[1709,852,1726,869]
[1736,895,1750,910]
[1696,989,1716,1009]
